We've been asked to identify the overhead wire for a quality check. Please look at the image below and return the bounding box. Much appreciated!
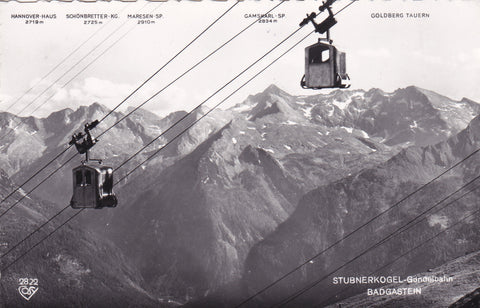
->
[0,22,139,217]
[325,206,480,308]
[335,0,357,15]
[0,0,242,216]
[96,0,286,139]
[2,2,478,303]
[0,7,145,207]
[1,208,84,273]
[0,18,316,275]
[0,4,130,114]
[0,2,155,143]
[2,2,286,223]
[315,183,480,307]
[269,174,480,308]
[234,150,480,308]
[350,208,480,306]
[0,206,70,260]
[0,152,77,220]
[0,0,279,210]
[0,1,243,264]
[0,4,157,207]
[230,0,416,306]
[3,3,479,308]
[113,27,305,175]
[97,0,240,123]
[3,0,478,298]
[230,0,480,305]
[368,174,480,254]
[0,146,71,213]
[0,0,289,269]
[7,0,236,137]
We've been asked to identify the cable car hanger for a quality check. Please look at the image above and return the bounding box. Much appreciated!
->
[300,0,337,41]
[69,120,101,164]
[68,120,117,209]
[299,0,350,89]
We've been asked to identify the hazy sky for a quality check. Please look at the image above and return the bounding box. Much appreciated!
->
[1,0,479,118]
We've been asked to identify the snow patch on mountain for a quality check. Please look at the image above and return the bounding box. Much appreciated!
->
[282,120,298,126]
[428,214,449,229]
[341,126,353,133]
[302,105,314,119]
[328,107,334,117]
[232,103,255,113]
[359,130,369,138]
[332,99,350,110]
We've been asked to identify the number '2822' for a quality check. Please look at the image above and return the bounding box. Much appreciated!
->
[18,278,38,286]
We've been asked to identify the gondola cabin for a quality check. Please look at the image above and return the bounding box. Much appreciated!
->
[301,41,350,89]
[70,164,117,209]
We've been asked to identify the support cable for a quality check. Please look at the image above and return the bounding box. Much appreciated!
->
[315,183,480,308]
[271,176,480,308]
[234,148,480,307]
[0,23,313,275]
[0,4,130,113]
[0,1,240,215]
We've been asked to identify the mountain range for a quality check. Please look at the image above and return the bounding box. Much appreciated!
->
[0,85,479,306]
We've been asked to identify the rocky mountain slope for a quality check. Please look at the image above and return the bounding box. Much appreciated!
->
[450,286,480,308]
[304,86,480,147]
[241,115,480,307]
[327,250,480,308]
[0,85,478,306]
[0,168,166,307]
[1,84,477,204]
[94,85,478,303]
[89,86,404,300]
[0,103,204,206]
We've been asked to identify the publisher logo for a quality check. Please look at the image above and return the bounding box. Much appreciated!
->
[18,278,38,301]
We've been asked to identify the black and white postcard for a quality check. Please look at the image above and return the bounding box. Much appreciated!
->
[0,0,479,307]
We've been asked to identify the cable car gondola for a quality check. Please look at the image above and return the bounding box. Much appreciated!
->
[69,120,117,209]
[299,0,350,90]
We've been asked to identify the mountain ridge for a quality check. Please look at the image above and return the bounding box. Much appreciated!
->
[0,84,478,306]
[240,113,480,307]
